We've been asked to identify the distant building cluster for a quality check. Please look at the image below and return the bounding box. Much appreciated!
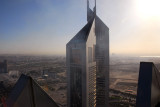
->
[0,60,8,73]
[9,70,19,78]
[42,69,57,79]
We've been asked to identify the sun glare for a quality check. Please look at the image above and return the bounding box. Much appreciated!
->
[136,0,160,18]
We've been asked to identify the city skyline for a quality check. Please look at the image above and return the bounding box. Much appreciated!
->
[0,0,160,56]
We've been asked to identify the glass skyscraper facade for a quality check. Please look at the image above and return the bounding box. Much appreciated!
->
[67,0,109,106]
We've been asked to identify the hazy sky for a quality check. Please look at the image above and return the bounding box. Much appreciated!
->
[0,0,160,56]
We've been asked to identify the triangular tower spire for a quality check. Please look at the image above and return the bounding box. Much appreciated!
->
[87,0,89,9]
[87,0,96,22]
[93,0,96,16]
[87,0,90,22]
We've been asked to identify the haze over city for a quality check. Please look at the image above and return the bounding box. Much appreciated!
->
[0,0,160,55]
[0,0,160,107]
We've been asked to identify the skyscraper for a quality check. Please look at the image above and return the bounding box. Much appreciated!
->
[0,60,8,73]
[6,74,58,107]
[66,0,109,106]
[136,62,160,107]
